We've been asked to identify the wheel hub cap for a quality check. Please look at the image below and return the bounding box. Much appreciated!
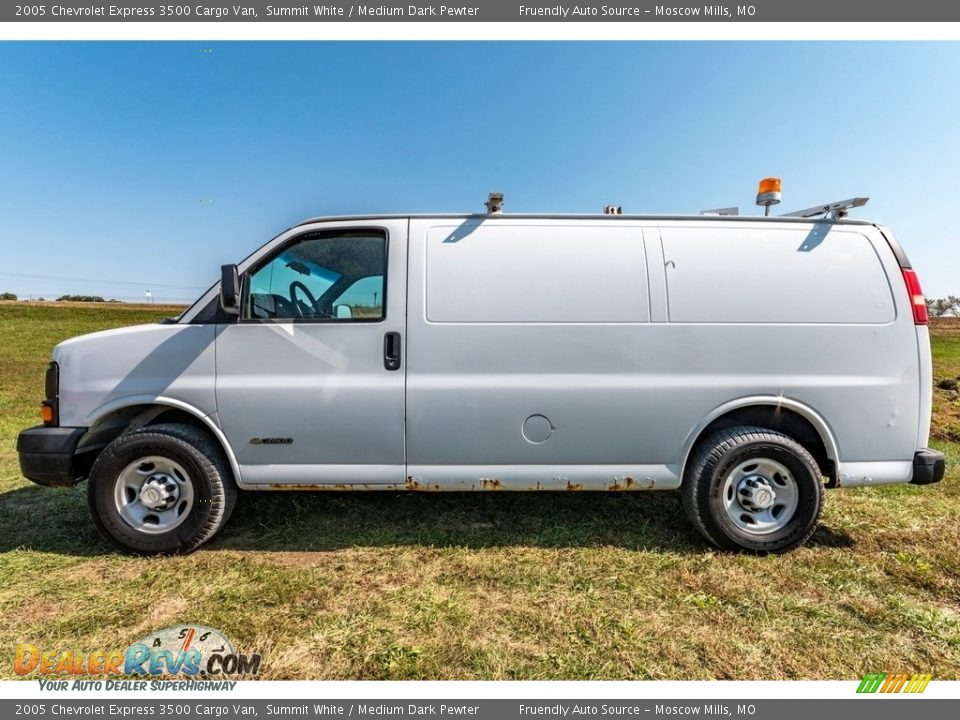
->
[138,475,180,511]
[721,456,800,536]
[737,476,776,511]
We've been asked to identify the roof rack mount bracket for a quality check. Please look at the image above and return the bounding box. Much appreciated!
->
[779,197,869,220]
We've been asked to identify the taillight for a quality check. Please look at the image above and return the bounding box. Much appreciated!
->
[42,361,59,427]
[901,269,928,325]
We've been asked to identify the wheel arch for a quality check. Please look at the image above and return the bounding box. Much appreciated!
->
[76,396,241,488]
[678,397,840,488]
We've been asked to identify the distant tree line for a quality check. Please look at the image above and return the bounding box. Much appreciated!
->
[1,293,125,302]
[56,295,122,303]
[926,296,960,317]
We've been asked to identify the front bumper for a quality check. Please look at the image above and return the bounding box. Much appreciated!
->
[910,448,946,486]
[16,426,87,487]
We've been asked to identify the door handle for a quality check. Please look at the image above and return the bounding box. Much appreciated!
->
[384,332,401,371]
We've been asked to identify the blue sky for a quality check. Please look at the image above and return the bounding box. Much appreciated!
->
[0,41,957,302]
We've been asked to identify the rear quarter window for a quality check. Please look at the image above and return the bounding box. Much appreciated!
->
[661,225,895,324]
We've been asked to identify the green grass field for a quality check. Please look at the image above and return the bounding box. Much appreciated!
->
[0,302,958,680]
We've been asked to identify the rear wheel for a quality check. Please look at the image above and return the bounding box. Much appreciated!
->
[681,426,823,553]
[87,423,237,554]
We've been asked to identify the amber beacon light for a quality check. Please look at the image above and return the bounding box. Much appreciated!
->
[756,177,782,216]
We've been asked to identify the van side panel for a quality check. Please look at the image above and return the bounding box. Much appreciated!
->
[660,221,921,474]
[661,225,895,324]
[426,223,650,323]
[405,219,921,489]
[406,219,677,487]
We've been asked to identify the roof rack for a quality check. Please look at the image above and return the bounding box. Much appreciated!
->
[700,206,739,217]
[779,197,869,220]
[476,186,869,222]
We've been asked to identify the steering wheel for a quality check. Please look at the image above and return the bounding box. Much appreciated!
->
[289,280,322,317]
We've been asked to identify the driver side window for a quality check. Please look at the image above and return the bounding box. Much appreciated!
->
[244,230,387,321]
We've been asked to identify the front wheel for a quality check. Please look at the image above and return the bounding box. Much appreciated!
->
[87,423,237,554]
[681,426,824,553]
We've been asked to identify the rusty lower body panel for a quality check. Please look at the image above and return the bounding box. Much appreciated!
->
[260,464,681,492]
[265,480,658,491]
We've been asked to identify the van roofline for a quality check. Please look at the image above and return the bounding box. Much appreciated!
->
[294,212,875,227]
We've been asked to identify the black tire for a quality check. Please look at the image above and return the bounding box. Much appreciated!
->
[87,423,237,555]
[681,426,824,553]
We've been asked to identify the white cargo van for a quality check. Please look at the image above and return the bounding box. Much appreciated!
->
[17,193,945,554]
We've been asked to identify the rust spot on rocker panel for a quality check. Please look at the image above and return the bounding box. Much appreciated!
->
[480,478,502,490]
[402,477,444,491]
[607,476,654,491]
[267,483,359,491]
[565,480,583,491]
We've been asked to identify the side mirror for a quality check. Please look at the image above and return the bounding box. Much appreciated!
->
[334,304,353,319]
[220,264,240,316]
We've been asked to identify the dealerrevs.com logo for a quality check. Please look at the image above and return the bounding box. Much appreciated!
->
[857,673,933,694]
[14,624,262,679]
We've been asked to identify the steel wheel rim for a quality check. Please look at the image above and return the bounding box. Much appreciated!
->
[113,455,195,534]
[721,457,799,535]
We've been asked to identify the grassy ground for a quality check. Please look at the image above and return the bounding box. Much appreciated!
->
[932,317,960,442]
[0,302,957,680]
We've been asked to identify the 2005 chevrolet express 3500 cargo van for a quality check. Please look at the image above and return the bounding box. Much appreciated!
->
[17,188,946,554]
